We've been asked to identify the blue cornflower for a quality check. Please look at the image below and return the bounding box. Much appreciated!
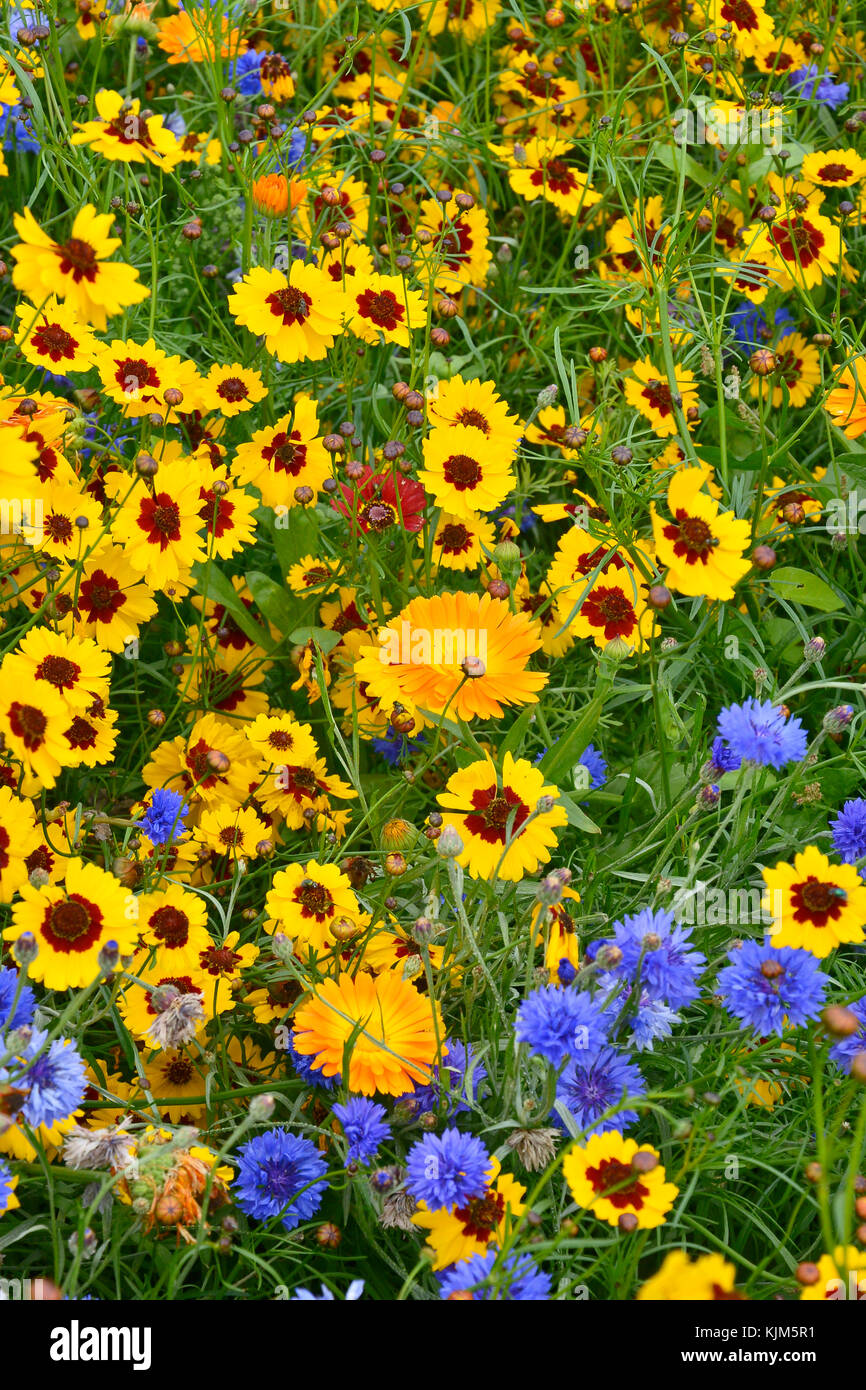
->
[230,49,265,95]
[370,724,427,767]
[557,959,578,986]
[554,1046,645,1137]
[515,984,608,1067]
[0,967,35,1031]
[285,1029,340,1090]
[717,939,830,1036]
[715,697,808,770]
[136,788,187,846]
[829,1000,866,1074]
[598,974,683,1052]
[0,1158,17,1215]
[332,1097,389,1164]
[6,1030,87,1129]
[830,800,866,869]
[729,302,796,351]
[0,104,40,153]
[709,736,741,774]
[405,1128,491,1210]
[577,743,607,790]
[605,907,706,1010]
[409,1039,487,1116]
[789,65,850,109]
[438,1251,551,1300]
[291,1280,365,1301]
[234,1129,328,1231]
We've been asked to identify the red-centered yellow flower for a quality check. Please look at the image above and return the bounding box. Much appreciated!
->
[412,1157,526,1270]
[10,205,150,331]
[547,528,656,652]
[0,785,40,903]
[354,590,547,726]
[422,511,497,572]
[14,298,99,373]
[532,886,582,981]
[762,847,866,957]
[30,477,107,562]
[72,547,159,652]
[61,699,118,770]
[292,969,444,1096]
[227,264,347,364]
[751,206,841,291]
[244,712,318,768]
[0,673,71,785]
[749,332,820,409]
[419,424,516,518]
[7,627,110,711]
[800,1247,866,1301]
[195,804,270,861]
[112,459,207,588]
[195,930,258,1005]
[233,396,330,509]
[637,1251,744,1300]
[264,860,367,951]
[606,195,668,285]
[624,357,699,437]
[346,272,426,347]
[5,857,135,990]
[700,0,775,57]
[298,175,370,243]
[70,90,185,169]
[504,136,601,217]
[138,883,212,973]
[802,148,866,188]
[286,554,342,596]
[201,363,268,417]
[427,375,523,455]
[256,752,356,823]
[143,712,260,809]
[437,751,567,881]
[563,1132,679,1229]
[824,358,866,439]
[416,194,492,295]
[94,337,205,419]
[119,957,216,1043]
[257,50,296,101]
[197,466,258,560]
[651,468,751,601]
[417,0,501,41]
[137,1050,208,1124]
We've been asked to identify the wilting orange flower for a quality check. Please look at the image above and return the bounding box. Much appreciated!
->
[292,970,444,1096]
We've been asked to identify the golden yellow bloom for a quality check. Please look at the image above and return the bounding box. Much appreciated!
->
[563,1132,679,1229]
[353,590,547,726]
[5,857,136,990]
[651,468,751,601]
[624,357,699,437]
[762,846,866,956]
[10,205,150,331]
[437,752,568,881]
[292,969,444,1096]
[638,1251,744,1300]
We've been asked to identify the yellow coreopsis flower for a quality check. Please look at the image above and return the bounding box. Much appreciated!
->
[762,846,866,956]
[651,467,751,601]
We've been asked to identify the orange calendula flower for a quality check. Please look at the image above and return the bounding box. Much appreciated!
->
[563,1132,679,1229]
[252,172,306,216]
[354,590,548,726]
[292,969,444,1096]
[824,358,866,439]
[762,847,866,957]
[651,468,752,601]
[10,205,150,331]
